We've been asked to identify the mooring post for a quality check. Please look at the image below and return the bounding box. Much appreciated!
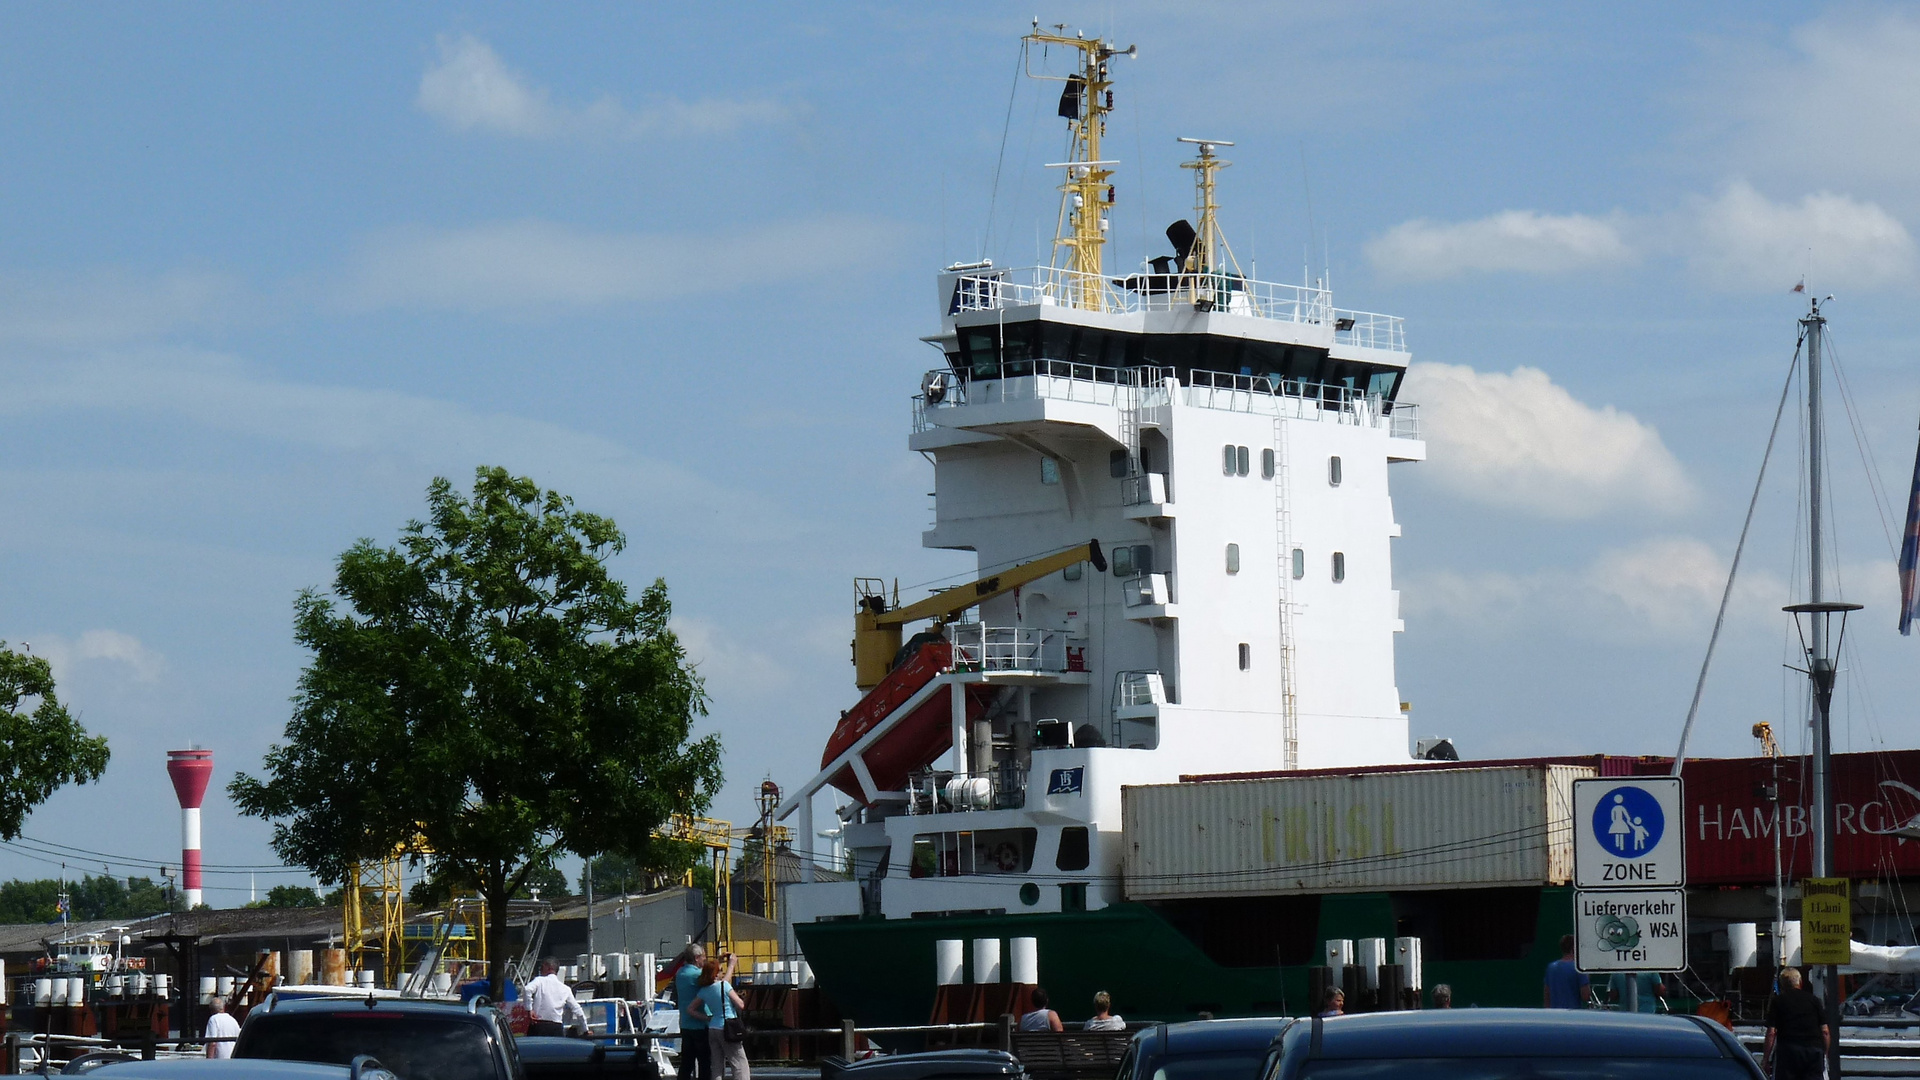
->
[841,1019,857,1062]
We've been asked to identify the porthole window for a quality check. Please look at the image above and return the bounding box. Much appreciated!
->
[1222,444,1237,475]
[1291,548,1305,580]
[1041,457,1060,485]
[1261,448,1276,479]
[1237,643,1251,671]
[1329,456,1343,487]
[1236,446,1251,477]
[1225,543,1241,574]
[1332,551,1346,583]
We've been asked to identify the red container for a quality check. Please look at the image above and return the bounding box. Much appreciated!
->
[1631,751,1920,885]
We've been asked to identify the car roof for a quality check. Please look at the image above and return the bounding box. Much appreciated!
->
[1309,1010,1728,1059]
[258,996,484,1018]
[98,1061,354,1080]
[1145,1018,1293,1053]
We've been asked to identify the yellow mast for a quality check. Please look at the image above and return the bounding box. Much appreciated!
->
[1024,23,1134,311]
[1177,137,1245,308]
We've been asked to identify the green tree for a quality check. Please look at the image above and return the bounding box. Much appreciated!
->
[231,468,722,998]
[0,875,172,922]
[580,838,703,896]
[261,885,323,908]
[0,643,111,838]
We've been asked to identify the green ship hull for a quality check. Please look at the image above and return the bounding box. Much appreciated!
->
[796,886,1577,1026]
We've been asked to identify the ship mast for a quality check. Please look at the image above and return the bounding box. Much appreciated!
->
[1785,297,1858,1080]
[1025,24,1132,311]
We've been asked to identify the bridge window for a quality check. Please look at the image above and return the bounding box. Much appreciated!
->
[1056,827,1090,871]
[1225,543,1240,575]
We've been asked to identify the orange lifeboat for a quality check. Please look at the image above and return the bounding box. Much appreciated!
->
[820,640,991,803]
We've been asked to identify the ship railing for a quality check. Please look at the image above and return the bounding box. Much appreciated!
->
[1388,402,1421,440]
[1335,308,1407,352]
[946,623,1077,674]
[1116,670,1167,708]
[950,265,1351,333]
[1121,472,1169,507]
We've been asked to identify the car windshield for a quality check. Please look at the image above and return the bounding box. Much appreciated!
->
[1153,1052,1269,1080]
[1299,1060,1752,1079]
[238,1014,497,1080]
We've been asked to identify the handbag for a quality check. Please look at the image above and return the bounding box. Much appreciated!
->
[723,1016,748,1044]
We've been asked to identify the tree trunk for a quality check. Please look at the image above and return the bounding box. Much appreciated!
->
[485,878,509,1002]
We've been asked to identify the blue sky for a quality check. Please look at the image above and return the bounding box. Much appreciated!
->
[4,2,1920,898]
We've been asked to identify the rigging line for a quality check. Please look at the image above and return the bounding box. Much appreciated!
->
[980,41,1026,259]
[12,834,300,872]
[1826,333,1903,559]
[1672,341,1803,774]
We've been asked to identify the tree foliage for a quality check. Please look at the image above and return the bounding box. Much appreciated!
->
[580,838,703,897]
[259,885,324,908]
[0,875,171,923]
[0,643,111,839]
[231,468,722,995]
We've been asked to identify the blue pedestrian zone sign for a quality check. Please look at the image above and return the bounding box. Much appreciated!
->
[1591,785,1665,858]
[1572,777,1685,890]
[1047,767,1084,795]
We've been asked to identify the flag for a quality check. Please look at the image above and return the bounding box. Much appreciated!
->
[1901,422,1920,635]
[1792,279,1806,294]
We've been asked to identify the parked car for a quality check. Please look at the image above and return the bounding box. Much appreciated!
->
[515,1037,656,1080]
[92,1060,397,1080]
[234,996,523,1080]
[1117,1019,1291,1080]
[1257,1010,1763,1080]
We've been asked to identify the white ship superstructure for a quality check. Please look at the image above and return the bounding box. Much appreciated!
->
[782,27,1424,925]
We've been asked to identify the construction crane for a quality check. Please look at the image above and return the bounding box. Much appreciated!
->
[667,815,735,953]
[343,855,405,988]
[749,780,791,925]
[852,540,1106,689]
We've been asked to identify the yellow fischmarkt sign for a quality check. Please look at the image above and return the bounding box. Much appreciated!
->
[1802,878,1852,964]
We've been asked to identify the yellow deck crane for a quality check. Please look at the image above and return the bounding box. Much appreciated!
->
[852,540,1107,690]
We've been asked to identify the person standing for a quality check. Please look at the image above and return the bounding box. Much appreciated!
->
[1430,985,1452,1009]
[673,945,710,1080]
[690,955,748,1080]
[1317,988,1345,1018]
[1543,935,1589,1009]
[203,996,240,1059]
[1019,988,1064,1031]
[1607,972,1664,1013]
[1084,991,1125,1031]
[526,958,588,1037]
[1766,968,1829,1080]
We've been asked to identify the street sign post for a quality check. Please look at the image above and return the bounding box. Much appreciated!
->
[1573,777,1686,889]
[1573,777,1688,983]
[1575,889,1688,972]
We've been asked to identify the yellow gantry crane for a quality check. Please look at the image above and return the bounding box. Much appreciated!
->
[852,540,1106,690]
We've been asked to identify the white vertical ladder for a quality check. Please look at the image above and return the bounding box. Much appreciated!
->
[1118,369,1145,475]
[1271,411,1300,770]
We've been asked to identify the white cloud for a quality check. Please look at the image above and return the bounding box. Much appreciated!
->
[416,34,787,140]
[1403,537,1788,640]
[1364,210,1633,281]
[1686,181,1916,291]
[673,617,791,700]
[1403,362,1691,518]
[342,216,900,311]
[28,631,167,685]
[1690,10,1920,215]
[0,270,238,347]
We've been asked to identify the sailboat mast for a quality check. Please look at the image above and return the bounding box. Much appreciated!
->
[1805,300,1835,882]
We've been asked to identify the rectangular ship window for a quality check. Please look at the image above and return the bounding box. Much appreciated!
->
[1040,457,1060,485]
[1238,643,1251,670]
[1225,543,1240,574]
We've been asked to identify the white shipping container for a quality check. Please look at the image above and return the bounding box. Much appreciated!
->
[1123,765,1590,899]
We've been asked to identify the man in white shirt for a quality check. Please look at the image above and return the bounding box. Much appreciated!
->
[525,959,588,1037]
[204,996,241,1058]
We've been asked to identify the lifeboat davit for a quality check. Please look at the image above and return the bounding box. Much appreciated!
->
[820,639,991,803]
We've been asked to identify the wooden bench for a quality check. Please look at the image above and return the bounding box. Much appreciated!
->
[1009,1031,1132,1080]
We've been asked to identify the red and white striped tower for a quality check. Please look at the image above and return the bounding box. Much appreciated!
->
[165,749,213,908]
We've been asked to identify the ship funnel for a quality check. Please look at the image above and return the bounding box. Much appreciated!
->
[166,749,213,908]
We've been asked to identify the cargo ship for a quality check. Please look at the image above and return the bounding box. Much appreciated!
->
[775,24,1920,1025]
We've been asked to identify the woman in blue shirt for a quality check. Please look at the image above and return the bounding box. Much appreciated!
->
[689,954,748,1080]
